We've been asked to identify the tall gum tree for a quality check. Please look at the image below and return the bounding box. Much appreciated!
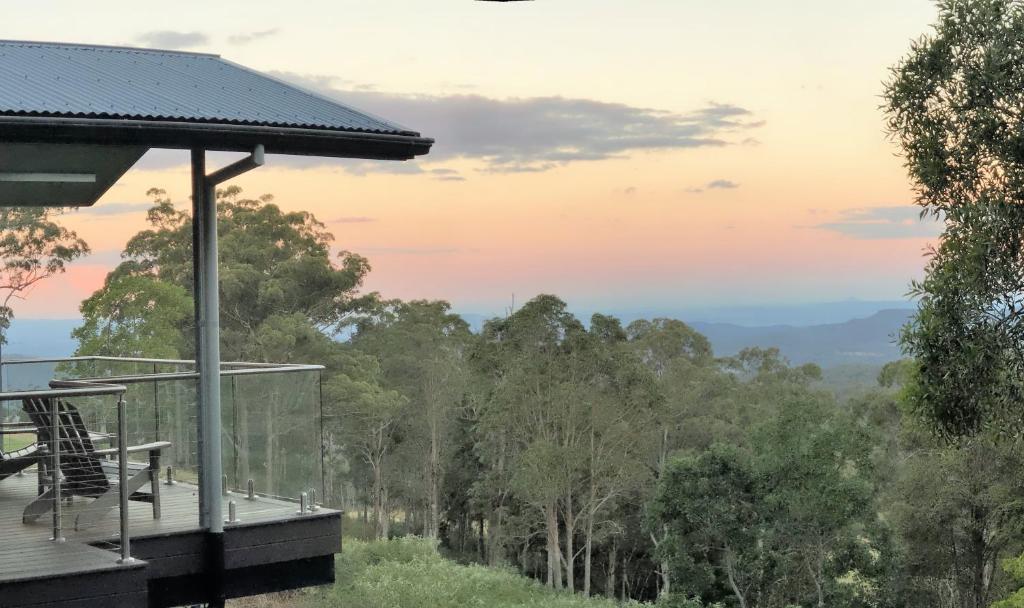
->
[349,299,471,539]
[886,0,1024,437]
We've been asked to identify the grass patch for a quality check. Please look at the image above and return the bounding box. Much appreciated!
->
[2,433,34,452]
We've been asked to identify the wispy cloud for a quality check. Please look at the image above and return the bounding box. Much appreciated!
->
[430,168,466,181]
[136,30,208,50]
[331,216,377,224]
[132,71,762,177]
[269,72,765,173]
[357,246,462,255]
[228,28,280,45]
[76,202,152,217]
[685,179,740,193]
[814,206,943,240]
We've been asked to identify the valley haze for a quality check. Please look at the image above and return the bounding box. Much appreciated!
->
[5,300,912,367]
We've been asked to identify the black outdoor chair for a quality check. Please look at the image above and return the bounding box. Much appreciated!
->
[20,397,170,530]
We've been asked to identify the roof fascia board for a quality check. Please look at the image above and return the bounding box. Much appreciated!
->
[0,116,433,160]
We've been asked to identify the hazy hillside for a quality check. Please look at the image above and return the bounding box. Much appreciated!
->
[691,309,912,367]
[2,318,79,359]
[3,309,912,369]
[458,300,915,331]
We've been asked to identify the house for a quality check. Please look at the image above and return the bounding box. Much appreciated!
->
[0,40,432,608]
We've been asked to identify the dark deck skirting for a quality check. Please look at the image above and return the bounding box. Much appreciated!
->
[0,471,340,607]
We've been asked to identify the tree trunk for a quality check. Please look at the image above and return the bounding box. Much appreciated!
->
[724,549,748,608]
[659,525,670,597]
[371,458,386,540]
[605,541,617,599]
[236,379,249,493]
[264,401,275,494]
[583,516,593,596]
[545,501,563,589]
[487,431,506,567]
[428,415,440,539]
[564,496,575,592]
[478,514,486,562]
[806,553,824,608]
[621,558,628,601]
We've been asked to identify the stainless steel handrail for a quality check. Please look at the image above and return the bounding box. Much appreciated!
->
[1,357,326,556]
[0,381,130,558]
[0,355,321,369]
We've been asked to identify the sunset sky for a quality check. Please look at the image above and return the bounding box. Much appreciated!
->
[2,0,942,319]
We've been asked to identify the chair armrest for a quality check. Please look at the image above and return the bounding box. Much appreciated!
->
[88,432,115,444]
[94,441,172,457]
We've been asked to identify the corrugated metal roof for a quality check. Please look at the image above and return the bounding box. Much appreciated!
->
[0,40,417,136]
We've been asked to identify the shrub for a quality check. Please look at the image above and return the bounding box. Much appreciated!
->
[306,538,646,608]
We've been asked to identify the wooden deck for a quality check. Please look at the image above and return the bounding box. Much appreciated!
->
[0,467,340,607]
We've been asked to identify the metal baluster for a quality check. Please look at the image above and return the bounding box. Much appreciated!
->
[225,500,239,524]
[50,398,64,543]
[117,395,134,563]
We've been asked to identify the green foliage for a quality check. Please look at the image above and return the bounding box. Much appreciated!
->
[305,538,643,608]
[73,274,191,358]
[655,595,725,608]
[0,206,89,343]
[649,348,887,608]
[885,0,1024,437]
[993,554,1024,608]
[75,186,373,363]
[650,445,758,603]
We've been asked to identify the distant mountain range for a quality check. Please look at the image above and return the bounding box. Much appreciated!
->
[691,309,913,367]
[1,303,915,369]
[458,303,915,368]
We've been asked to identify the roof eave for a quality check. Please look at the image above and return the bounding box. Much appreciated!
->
[0,116,434,160]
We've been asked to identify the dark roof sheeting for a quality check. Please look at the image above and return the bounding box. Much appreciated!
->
[0,40,417,136]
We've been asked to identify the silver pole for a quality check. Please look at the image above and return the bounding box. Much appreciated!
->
[50,398,63,543]
[193,149,224,534]
[117,396,134,563]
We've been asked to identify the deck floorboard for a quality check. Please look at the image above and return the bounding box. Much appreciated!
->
[0,466,313,584]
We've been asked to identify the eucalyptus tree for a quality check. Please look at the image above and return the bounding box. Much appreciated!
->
[350,299,472,539]
[76,187,374,362]
[577,314,660,596]
[0,206,89,353]
[885,0,1024,437]
[472,295,590,588]
[625,317,715,596]
[650,444,761,608]
[325,350,407,540]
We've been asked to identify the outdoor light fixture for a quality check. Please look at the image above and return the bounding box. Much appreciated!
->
[0,173,96,182]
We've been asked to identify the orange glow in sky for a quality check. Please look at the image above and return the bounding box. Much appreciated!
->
[2,0,941,318]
